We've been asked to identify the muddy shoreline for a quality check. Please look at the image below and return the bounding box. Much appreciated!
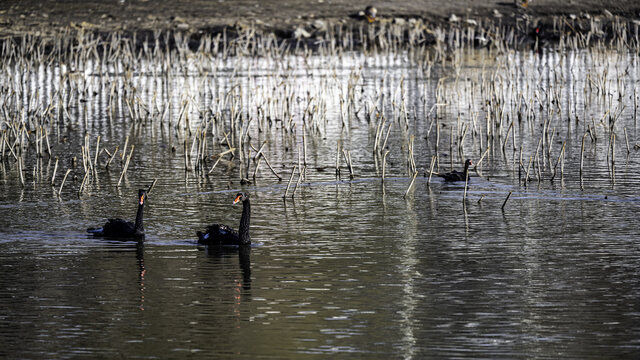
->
[1,1,639,50]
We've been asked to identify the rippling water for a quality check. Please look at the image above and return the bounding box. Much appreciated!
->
[1,48,639,358]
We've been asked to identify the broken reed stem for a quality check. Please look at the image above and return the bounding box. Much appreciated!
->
[291,165,306,198]
[501,191,513,211]
[335,141,341,175]
[78,170,90,196]
[117,145,135,187]
[580,132,587,190]
[427,155,436,185]
[475,145,490,168]
[252,156,262,179]
[121,135,129,162]
[550,141,566,181]
[44,128,51,157]
[284,165,297,198]
[147,178,158,194]
[18,156,24,187]
[260,154,282,181]
[93,135,100,168]
[51,157,59,186]
[611,133,616,184]
[58,169,72,196]
[382,150,390,182]
[403,171,418,199]
[207,156,222,174]
[105,146,119,169]
[524,156,533,185]
[624,128,630,155]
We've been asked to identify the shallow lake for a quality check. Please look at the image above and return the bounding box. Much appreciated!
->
[1,46,639,358]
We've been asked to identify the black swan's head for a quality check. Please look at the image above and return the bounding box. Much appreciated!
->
[464,159,473,168]
[138,189,147,205]
[233,192,249,205]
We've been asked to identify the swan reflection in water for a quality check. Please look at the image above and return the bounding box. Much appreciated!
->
[136,242,146,311]
[205,244,252,292]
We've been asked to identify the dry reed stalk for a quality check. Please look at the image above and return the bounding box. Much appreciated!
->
[116,145,134,187]
[58,169,72,196]
[624,128,630,154]
[524,156,533,185]
[17,156,24,187]
[335,141,341,175]
[121,135,129,163]
[403,171,418,199]
[252,156,262,180]
[51,157,59,186]
[260,154,282,181]
[580,132,588,190]
[427,155,436,185]
[284,165,297,198]
[502,191,512,211]
[550,141,566,181]
[78,170,90,196]
[207,157,222,175]
[382,150,390,182]
[93,135,100,169]
[291,165,306,198]
[105,146,119,169]
[611,133,616,184]
[147,178,157,194]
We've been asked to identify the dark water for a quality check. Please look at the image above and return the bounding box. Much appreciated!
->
[1,48,640,358]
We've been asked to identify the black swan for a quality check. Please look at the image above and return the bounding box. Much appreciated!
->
[87,189,146,239]
[438,159,473,182]
[197,192,251,246]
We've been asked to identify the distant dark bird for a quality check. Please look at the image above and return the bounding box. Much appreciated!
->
[350,5,377,22]
[197,192,251,246]
[87,189,146,239]
[364,6,377,22]
[438,159,473,182]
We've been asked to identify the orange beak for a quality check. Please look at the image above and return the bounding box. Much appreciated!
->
[233,195,242,204]
[139,194,145,205]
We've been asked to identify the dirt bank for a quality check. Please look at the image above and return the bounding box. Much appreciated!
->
[1,0,639,46]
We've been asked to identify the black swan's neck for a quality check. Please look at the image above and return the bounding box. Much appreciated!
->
[238,199,250,245]
[134,202,144,234]
[463,162,470,175]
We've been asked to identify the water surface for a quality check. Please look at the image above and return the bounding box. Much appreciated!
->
[1,47,639,358]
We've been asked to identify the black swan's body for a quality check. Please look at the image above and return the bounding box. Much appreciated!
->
[197,192,250,246]
[438,159,473,182]
[87,189,146,239]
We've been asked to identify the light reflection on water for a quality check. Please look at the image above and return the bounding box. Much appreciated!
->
[1,47,639,358]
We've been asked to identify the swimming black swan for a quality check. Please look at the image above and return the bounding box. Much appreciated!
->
[197,192,251,246]
[438,159,473,182]
[87,189,146,239]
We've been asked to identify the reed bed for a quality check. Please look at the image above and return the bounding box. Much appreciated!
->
[0,14,638,205]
